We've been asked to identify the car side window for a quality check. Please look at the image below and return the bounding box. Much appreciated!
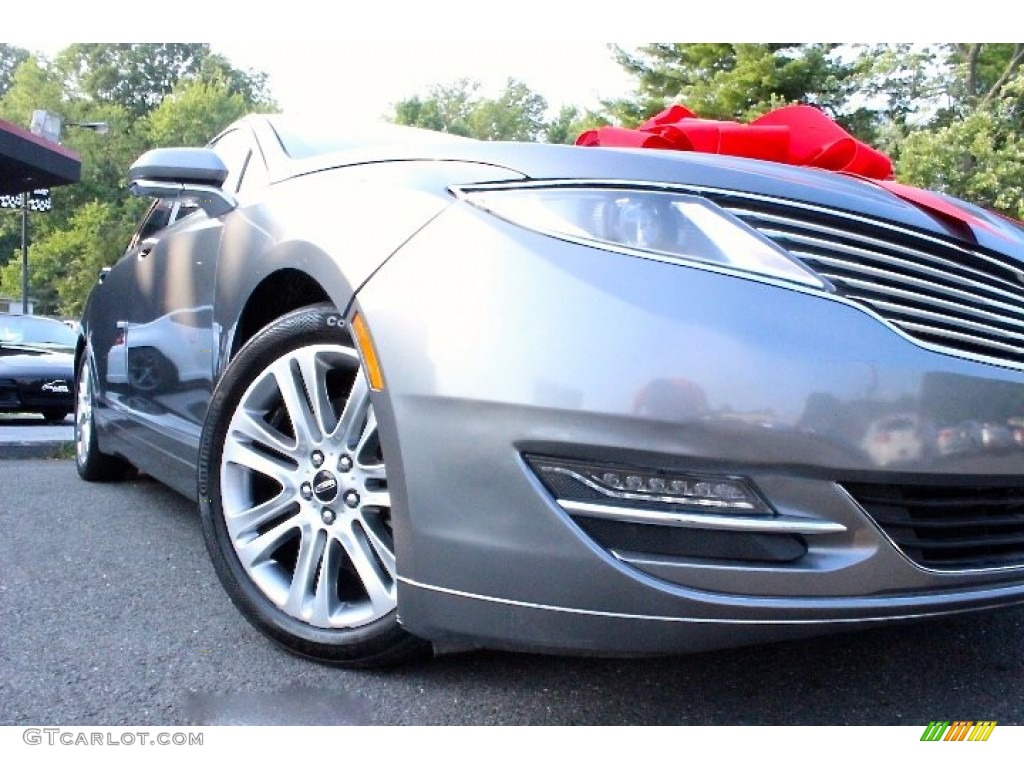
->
[125,200,174,254]
[211,129,253,195]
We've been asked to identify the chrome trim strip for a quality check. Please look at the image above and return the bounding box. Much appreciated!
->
[803,253,1024,320]
[872,303,1024,350]
[725,206,1024,289]
[766,229,1024,307]
[560,499,846,534]
[895,320,1024,357]
[832,289,1024,370]
[860,294,1024,336]
[398,577,1024,624]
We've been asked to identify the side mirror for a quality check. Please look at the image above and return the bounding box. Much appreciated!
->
[128,148,228,186]
[127,148,237,217]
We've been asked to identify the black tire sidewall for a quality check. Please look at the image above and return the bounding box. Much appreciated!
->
[75,353,129,481]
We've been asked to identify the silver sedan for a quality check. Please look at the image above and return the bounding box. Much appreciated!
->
[75,115,1024,666]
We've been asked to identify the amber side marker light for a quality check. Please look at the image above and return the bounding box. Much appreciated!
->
[351,312,385,391]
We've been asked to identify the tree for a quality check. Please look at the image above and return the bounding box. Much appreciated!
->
[857,44,1024,217]
[0,202,133,316]
[198,53,273,108]
[468,79,547,141]
[610,44,855,123]
[393,78,549,141]
[949,43,1024,109]
[56,44,209,117]
[844,44,942,138]
[146,78,252,147]
[54,44,274,119]
[393,79,477,136]
[544,105,610,145]
[0,44,275,315]
[0,44,29,98]
[0,55,65,127]
[897,73,1024,218]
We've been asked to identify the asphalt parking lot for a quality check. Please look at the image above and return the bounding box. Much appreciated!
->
[2,458,1023,726]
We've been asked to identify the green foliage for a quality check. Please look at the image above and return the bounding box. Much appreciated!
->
[197,53,273,108]
[897,74,1024,218]
[0,44,29,98]
[146,79,252,147]
[0,43,272,316]
[544,105,610,145]
[611,44,854,121]
[946,44,1024,109]
[393,79,614,144]
[0,56,65,127]
[56,44,209,117]
[393,78,549,141]
[0,201,135,316]
[394,79,478,136]
[468,79,547,141]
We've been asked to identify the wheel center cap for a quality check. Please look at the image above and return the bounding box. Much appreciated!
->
[312,469,339,503]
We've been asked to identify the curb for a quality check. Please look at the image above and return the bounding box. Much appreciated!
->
[0,441,74,460]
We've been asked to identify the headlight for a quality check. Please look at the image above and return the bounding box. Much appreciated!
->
[458,185,828,289]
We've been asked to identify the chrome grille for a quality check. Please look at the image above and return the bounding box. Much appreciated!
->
[710,194,1024,367]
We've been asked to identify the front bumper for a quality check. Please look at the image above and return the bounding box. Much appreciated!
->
[353,202,1024,654]
[0,377,73,413]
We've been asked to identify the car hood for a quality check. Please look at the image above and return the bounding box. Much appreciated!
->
[291,140,1024,259]
[0,346,75,376]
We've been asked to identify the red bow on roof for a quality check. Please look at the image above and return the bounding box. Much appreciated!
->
[577,104,895,179]
[576,104,1002,239]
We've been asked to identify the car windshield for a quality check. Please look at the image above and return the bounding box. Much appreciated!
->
[269,116,469,159]
[0,315,77,350]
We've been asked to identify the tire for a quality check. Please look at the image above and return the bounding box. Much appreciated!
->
[41,408,69,423]
[75,354,132,481]
[197,303,428,667]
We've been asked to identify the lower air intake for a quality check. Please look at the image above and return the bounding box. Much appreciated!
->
[843,482,1024,570]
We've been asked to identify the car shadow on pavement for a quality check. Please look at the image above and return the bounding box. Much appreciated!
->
[370,609,1023,725]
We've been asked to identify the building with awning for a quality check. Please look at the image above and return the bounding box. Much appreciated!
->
[0,118,81,195]
[1,118,82,314]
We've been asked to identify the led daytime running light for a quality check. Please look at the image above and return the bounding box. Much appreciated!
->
[533,458,769,514]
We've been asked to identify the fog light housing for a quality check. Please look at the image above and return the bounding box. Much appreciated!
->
[526,456,770,515]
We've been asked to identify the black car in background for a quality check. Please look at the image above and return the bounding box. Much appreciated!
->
[0,313,76,422]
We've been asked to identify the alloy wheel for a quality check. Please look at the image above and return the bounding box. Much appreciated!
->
[75,357,93,465]
[219,344,396,629]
